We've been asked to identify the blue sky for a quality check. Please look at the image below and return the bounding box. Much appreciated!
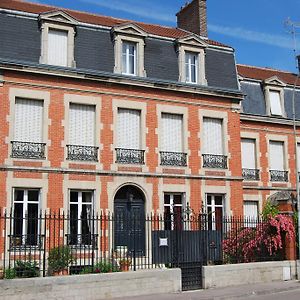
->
[29,0,300,73]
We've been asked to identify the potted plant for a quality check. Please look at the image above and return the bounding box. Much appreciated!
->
[48,245,74,276]
[119,258,131,272]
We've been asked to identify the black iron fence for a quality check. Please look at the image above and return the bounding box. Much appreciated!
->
[0,209,287,279]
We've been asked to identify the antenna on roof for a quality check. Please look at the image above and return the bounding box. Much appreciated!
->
[285,18,300,73]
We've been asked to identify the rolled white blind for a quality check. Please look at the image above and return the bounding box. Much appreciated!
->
[161,113,183,152]
[269,141,284,170]
[48,29,68,66]
[243,201,258,219]
[69,103,95,146]
[241,139,256,169]
[14,98,43,142]
[298,143,300,171]
[269,91,282,116]
[117,108,140,149]
[203,118,223,154]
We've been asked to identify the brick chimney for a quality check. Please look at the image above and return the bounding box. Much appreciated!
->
[176,0,207,38]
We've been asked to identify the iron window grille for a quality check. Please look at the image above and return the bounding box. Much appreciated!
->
[202,154,227,169]
[67,145,99,162]
[270,170,288,182]
[242,169,260,181]
[11,141,46,160]
[160,151,187,167]
[115,148,145,164]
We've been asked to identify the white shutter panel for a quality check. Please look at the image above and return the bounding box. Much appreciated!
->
[48,29,68,66]
[161,113,183,152]
[203,118,223,154]
[14,98,43,142]
[117,108,140,149]
[269,91,282,116]
[69,104,95,146]
[269,141,284,170]
[244,201,258,226]
[241,139,256,169]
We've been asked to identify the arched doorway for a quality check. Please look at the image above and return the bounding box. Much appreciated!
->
[114,185,145,255]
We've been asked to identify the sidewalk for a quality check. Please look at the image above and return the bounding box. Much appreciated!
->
[111,280,300,300]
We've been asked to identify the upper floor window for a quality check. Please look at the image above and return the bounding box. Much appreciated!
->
[39,11,77,67]
[67,103,98,162]
[269,90,283,116]
[269,141,288,182]
[202,118,227,168]
[241,138,259,180]
[48,29,68,66]
[12,98,45,160]
[185,52,198,83]
[160,113,187,166]
[177,34,207,85]
[122,42,137,75]
[116,108,144,164]
[112,23,147,77]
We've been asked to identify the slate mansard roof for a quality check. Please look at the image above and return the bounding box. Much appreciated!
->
[0,0,240,92]
[237,64,300,121]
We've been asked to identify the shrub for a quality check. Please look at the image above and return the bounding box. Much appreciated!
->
[4,268,16,279]
[14,260,39,278]
[48,246,75,273]
[80,261,119,275]
[261,201,279,221]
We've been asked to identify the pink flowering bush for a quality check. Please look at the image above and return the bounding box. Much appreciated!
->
[223,214,295,263]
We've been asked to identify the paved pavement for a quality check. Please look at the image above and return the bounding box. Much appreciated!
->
[112,280,300,300]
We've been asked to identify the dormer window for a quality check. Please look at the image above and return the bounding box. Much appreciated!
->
[177,34,207,86]
[39,11,77,68]
[122,41,137,75]
[264,76,286,117]
[185,51,198,83]
[112,23,147,77]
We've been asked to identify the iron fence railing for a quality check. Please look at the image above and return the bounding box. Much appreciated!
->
[242,168,260,181]
[11,141,46,160]
[160,151,187,166]
[115,148,145,164]
[202,154,227,169]
[270,170,288,182]
[67,145,99,162]
[0,210,287,279]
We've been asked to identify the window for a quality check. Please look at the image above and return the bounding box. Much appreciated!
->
[69,190,94,245]
[160,113,186,166]
[116,108,144,164]
[13,189,40,246]
[122,42,137,75]
[48,29,68,66]
[241,138,259,180]
[202,118,227,168]
[164,193,184,230]
[206,194,224,231]
[243,201,258,227]
[12,98,45,159]
[185,52,198,83]
[269,141,287,181]
[297,143,300,172]
[68,103,97,161]
[269,90,283,116]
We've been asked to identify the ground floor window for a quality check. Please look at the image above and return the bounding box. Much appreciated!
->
[206,194,224,230]
[164,193,184,230]
[13,189,40,246]
[243,200,259,227]
[69,190,94,245]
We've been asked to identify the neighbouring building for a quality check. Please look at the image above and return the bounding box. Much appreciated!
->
[0,0,299,265]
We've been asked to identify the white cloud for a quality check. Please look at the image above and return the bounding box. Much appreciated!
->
[208,24,296,50]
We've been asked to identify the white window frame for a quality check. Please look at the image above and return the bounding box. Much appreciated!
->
[203,117,224,155]
[122,41,137,75]
[185,51,198,84]
[69,190,94,245]
[164,193,184,230]
[13,188,40,244]
[241,138,257,170]
[243,201,259,227]
[206,194,224,230]
[264,82,286,117]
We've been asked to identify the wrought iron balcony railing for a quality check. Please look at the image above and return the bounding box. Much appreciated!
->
[242,168,260,181]
[160,151,187,166]
[270,170,288,182]
[67,145,99,162]
[11,141,46,159]
[202,154,227,169]
[66,233,98,247]
[115,148,145,164]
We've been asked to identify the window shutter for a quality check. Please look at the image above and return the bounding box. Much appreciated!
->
[269,141,284,170]
[161,113,183,152]
[241,139,256,169]
[14,98,43,142]
[48,29,68,66]
[203,118,223,154]
[298,143,300,171]
[117,108,140,149]
[269,91,282,116]
[69,104,95,146]
[243,201,258,220]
